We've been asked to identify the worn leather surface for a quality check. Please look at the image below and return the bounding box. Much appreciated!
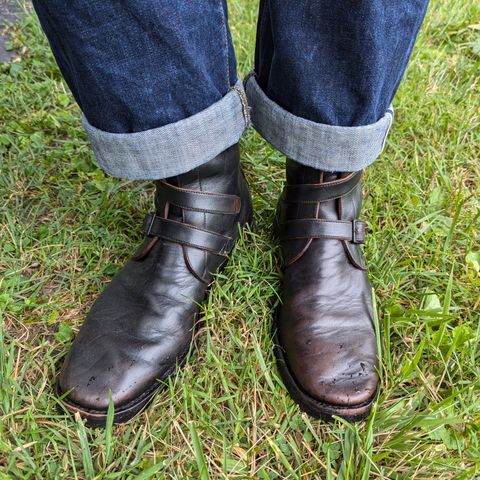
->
[58,144,252,410]
[276,160,378,407]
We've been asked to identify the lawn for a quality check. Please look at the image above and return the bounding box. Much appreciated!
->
[1,1,479,478]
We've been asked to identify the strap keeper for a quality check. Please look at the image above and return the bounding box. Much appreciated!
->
[352,220,365,244]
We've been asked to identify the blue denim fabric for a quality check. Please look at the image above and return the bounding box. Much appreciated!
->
[245,74,395,172]
[254,0,430,127]
[32,0,237,133]
[82,82,249,180]
[32,0,428,179]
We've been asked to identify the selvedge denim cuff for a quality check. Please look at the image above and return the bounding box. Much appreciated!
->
[82,81,250,180]
[244,73,394,172]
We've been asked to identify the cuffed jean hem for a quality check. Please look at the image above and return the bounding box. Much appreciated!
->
[244,73,394,172]
[82,81,250,180]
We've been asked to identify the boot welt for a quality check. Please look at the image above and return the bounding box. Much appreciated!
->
[273,330,378,423]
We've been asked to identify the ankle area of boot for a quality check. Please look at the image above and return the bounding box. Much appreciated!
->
[277,159,366,268]
[285,158,348,185]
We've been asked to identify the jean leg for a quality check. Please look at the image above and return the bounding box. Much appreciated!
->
[246,0,429,171]
[32,0,249,179]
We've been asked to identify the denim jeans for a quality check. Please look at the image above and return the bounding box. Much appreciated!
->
[32,0,429,180]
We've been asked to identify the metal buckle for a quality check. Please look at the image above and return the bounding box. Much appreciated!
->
[143,213,156,236]
[352,220,365,244]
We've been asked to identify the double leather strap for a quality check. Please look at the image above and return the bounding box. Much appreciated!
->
[142,181,239,255]
[279,171,365,244]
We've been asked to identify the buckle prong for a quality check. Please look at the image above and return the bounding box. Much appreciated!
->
[145,213,156,237]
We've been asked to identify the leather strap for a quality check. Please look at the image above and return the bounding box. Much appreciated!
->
[283,171,362,204]
[156,181,241,214]
[143,213,233,254]
[280,219,365,244]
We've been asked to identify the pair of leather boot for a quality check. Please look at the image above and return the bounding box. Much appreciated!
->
[57,145,378,426]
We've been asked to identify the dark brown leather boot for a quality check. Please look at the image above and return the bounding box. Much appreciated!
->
[274,159,378,422]
[57,144,252,426]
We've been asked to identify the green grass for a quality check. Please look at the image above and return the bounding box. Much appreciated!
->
[1,1,479,478]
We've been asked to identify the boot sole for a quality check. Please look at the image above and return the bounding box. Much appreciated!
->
[273,328,378,423]
[56,214,254,428]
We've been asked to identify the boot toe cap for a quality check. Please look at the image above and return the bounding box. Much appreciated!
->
[294,362,379,407]
[58,351,155,411]
[278,324,379,408]
[57,332,184,412]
